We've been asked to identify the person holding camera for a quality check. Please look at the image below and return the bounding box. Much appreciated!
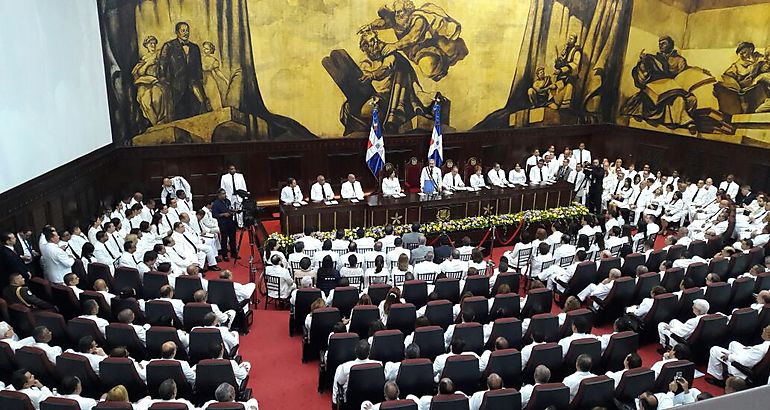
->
[636,375,700,409]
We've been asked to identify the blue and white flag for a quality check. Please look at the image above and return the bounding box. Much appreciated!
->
[366,106,385,178]
[428,103,443,167]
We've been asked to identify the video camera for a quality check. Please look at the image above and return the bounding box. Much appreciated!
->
[236,189,266,227]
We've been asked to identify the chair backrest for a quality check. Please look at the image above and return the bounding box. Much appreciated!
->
[347,363,386,409]
[642,293,679,330]
[349,306,381,339]
[490,272,520,297]
[387,303,417,335]
[413,326,445,361]
[32,310,68,348]
[704,282,731,314]
[189,327,226,365]
[99,357,148,401]
[204,403,245,410]
[55,352,100,398]
[644,250,666,272]
[755,272,770,293]
[676,287,704,322]
[665,244,686,262]
[486,318,523,350]
[8,304,36,338]
[146,299,182,328]
[146,359,193,399]
[94,402,134,410]
[489,294,520,321]
[435,278,461,304]
[524,383,569,410]
[28,277,52,302]
[726,308,759,345]
[632,272,661,305]
[106,323,146,360]
[430,394,470,410]
[601,331,639,373]
[463,276,490,298]
[660,267,685,293]
[66,317,106,346]
[403,280,428,308]
[621,253,646,276]
[441,354,481,394]
[730,276,756,310]
[461,296,490,324]
[330,286,359,318]
[523,343,562,381]
[452,322,485,354]
[40,397,81,410]
[367,283,391,306]
[597,257,621,281]
[207,279,243,312]
[685,262,708,287]
[615,367,655,402]
[370,329,406,362]
[293,288,322,334]
[380,400,418,410]
[559,308,593,338]
[0,342,15,384]
[146,326,188,360]
[563,338,602,373]
[684,314,728,362]
[143,272,170,300]
[326,333,359,379]
[485,348,522,388]
[747,246,764,268]
[87,262,114,290]
[728,252,751,279]
[708,257,729,278]
[653,360,694,393]
[520,288,553,318]
[50,284,81,320]
[0,390,35,410]
[395,358,434,397]
[110,297,145,324]
[114,267,143,298]
[195,359,239,403]
[687,240,707,259]
[525,313,559,344]
[308,307,342,353]
[570,375,614,409]
[80,290,112,321]
[425,299,454,330]
[479,388,521,410]
[564,261,598,298]
[174,276,204,303]
[594,276,635,320]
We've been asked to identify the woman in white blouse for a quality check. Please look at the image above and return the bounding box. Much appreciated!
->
[661,191,686,231]
[508,164,527,185]
[469,165,487,188]
[381,169,402,196]
[643,187,665,218]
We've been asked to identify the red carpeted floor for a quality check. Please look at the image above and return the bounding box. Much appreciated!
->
[223,227,722,410]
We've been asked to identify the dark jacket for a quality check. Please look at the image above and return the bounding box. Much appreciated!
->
[3,284,54,310]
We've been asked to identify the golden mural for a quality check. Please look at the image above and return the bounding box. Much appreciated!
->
[97,0,770,148]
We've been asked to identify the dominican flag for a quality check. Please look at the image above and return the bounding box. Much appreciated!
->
[366,106,385,178]
[428,103,443,167]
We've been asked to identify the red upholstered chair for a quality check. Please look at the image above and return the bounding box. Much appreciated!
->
[344,363,386,410]
[631,272,661,305]
[441,355,481,395]
[348,306,380,339]
[146,299,182,328]
[653,360,694,393]
[370,329,405,363]
[40,396,80,410]
[614,368,655,405]
[489,293,520,320]
[404,158,422,193]
[403,280,428,308]
[99,357,148,401]
[146,359,193,399]
[484,348,522,388]
[523,383,569,410]
[431,394,470,410]
[386,303,417,335]
[195,358,245,404]
[146,326,188,361]
[486,318,523,350]
[394,358,434,397]
[522,343,562,384]
[520,288,553,318]
[143,272,170,300]
[523,313,559,344]
[106,323,147,361]
[80,290,112,321]
[412,325,445,361]
[319,332,358,393]
[380,400,418,410]
[55,352,101,398]
[114,267,143,299]
[660,267,685,293]
[452,322,485,355]
[0,390,35,410]
[94,402,134,410]
[600,331,639,373]
[0,342,16,384]
[478,388,521,410]
[15,346,59,387]
[8,304,36,338]
[302,307,341,363]
[66,317,106,347]
[461,296,490,325]
[183,302,214,332]
[568,376,614,409]
[425,299,454,330]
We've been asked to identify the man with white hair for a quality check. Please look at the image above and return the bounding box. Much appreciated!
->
[290,276,314,306]
[0,321,34,351]
[658,299,710,348]
[577,268,622,309]
[706,325,770,385]
[202,382,260,410]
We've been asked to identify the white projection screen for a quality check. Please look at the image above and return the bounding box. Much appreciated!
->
[0,0,112,193]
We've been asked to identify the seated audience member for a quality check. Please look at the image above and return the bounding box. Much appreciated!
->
[410,235,433,262]
[637,375,700,409]
[360,381,412,410]
[78,299,109,337]
[65,335,107,375]
[626,286,667,319]
[135,379,195,410]
[29,326,62,364]
[207,341,250,385]
[291,276,314,307]
[317,256,340,296]
[706,325,770,386]
[10,369,53,409]
[599,316,634,352]
[529,242,552,280]
[3,273,55,310]
[340,254,365,278]
[558,317,600,358]
[63,273,84,300]
[266,254,296,300]
[468,373,505,410]
[219,269,256,304]
[365,255,390,286]
[606,352,643,387]
[202,382,260,410]
[103,385,130,404]
[384,343,421,381]
[312,239,339,268]
[577,268,622,308]
[333,340,381,405]
[193,312,240,353]
[433,339,482,383]
[325,277,356,306]
[58,376,98,410]
[158,285,185,324]
[658,299,711,348]
[194,290,236,327]
[0,321,34,352]
[141,341,196,385]
[651,344,692,378]
[520,365,551,407]
[439,249,468,275]
[563,354,597,400]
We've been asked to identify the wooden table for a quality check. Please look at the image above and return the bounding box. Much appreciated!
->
[280,181,574,234]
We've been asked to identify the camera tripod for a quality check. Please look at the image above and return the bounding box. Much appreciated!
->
[234,224,261,306]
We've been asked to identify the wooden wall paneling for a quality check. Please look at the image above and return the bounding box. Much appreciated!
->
[268,154,303,196]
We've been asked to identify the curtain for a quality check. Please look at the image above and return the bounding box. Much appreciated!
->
[473,0,632,130]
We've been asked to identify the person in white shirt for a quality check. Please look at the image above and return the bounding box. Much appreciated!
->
[179,213,220,270]
[558,318,600,358]
[30,326,62,364]
[508,163,527,185]
[439,250,468,277]
[9,369,54,409]
[469,165,487,188]
[0,322,34,352]
[528,159,550,184]
[79,299,109,337]
[195,312,241,354]
[360,381,411,410]
[606,352,643,387]
[442,166,465,190]
[381,169,403,196]
[118,240,140,270]
[433,339,481,382]
[467,373,506,410]
[563,354,597,400]
[420,158,443,193]
[39,230,75,285]
[280,178,304,205]
[66,225,89,259]
[658,299,710,348]
[135,379,195,410]
[333,340,381,404]
[413,251,440,278]
[707,325,770,383]
[386,238,410,266]
[203,382,260,410]
[158,285,186,324]
[341,174,365,200]
[636,378,699,409]
[142,341,196,385]
[220,164,248,226]
[520,365,551,407]
[525,148,542,170]
[626,286,667,319]
[577,269,621,308]
[266,254,296,299]
[171,222,219,271]
[574,142,591,165]
[310,174,336,202]
[529,242,553,281]
[65,335,108,375]
[487,163,508,187]
[63,273,84,300]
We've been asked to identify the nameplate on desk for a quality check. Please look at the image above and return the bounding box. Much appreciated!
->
[324,200,339,205]
[392,193,406,198]
[292,203,302,207]
[350,199,359,203]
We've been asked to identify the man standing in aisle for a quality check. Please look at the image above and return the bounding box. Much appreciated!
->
[212,189,238,262]
[220,164,247,227]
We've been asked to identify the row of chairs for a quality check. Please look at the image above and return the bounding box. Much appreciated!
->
[0,392,246,410]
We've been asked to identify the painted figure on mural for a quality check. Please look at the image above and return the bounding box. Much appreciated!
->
[718,42,770,113]
[528,67,556,108]
[201,41,230,110]
[158,21,209,120]
[360,0,468,81]
[359,29,426,133]
[132,36,170,125]
[552,33,582,109]
[621,36,711,133]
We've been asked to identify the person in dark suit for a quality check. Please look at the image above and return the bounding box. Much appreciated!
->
[1,232,29,287]
[735,185,756,207]
[585,159,605,214]
[432,235,453,264]
[212,188,237,261]
[158,21,208,120]
[14,227,39,276]
[3,273,54,310]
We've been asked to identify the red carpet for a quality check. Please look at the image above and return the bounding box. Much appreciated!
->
[222,228,721,409]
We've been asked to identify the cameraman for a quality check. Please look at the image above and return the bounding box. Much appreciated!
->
[636,376,700,409]
[212,188,238,262]
[584,159,604,214]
